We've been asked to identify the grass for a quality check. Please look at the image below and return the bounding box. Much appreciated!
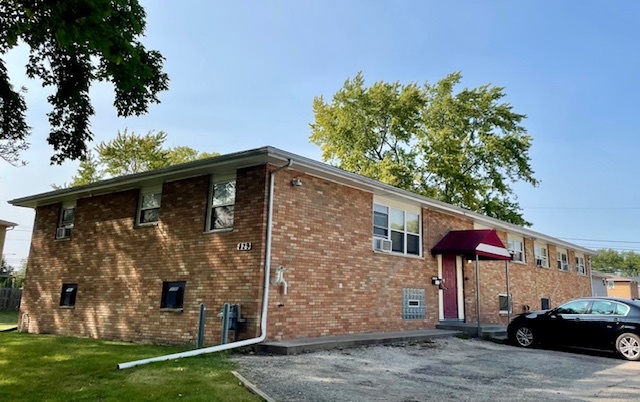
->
[0,332,263,401]
[0,310,18,331]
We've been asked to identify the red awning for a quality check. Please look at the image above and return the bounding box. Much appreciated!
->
[431,229,511,260]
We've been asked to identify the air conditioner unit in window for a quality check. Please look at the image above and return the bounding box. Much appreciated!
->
[373,238,392,252]
[56,227,72,239]
[563,263,571,271]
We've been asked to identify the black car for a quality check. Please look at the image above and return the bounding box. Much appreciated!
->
[507,297,640,360]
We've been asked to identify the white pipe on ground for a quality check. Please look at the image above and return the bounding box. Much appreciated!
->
[117,159,293,370]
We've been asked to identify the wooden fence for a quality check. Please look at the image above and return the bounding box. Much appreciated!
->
[0,288,21,310]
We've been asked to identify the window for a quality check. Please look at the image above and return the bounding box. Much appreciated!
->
[402,288,425,319]
[137,186,162,225]
[208,179,236,231]
[556,300,590,314]
[161,281,186,309]
[589,301,629,316]
[541,297,550,310]
[616,303,630,316]
[534,243,548,268]
[575,254,586,275]
[499,294,512,314]
[59,284,78,307]
[590,300,619,315]
[556,248,569,271]
[507,234,525,263]
[56,201,76,239]
[607,280,615,290]
[373,203,420,256]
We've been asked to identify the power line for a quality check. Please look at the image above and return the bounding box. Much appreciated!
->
[558,237,640,244]
[526,207,640,210]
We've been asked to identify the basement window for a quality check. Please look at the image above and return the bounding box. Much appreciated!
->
[161,281,186,309]
[402,288,425,319]
[499,294,512,314]
[541,297,550,310]
[60,284,78,307]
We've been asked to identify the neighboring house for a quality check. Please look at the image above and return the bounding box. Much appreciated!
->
[591,271,612,297]
[9,147,596,345]
[0,219,17,259]
[606,276,639,299]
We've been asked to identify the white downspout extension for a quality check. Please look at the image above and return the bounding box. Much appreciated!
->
[117,159,293,370]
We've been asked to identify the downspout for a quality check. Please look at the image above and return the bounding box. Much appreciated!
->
[118,159,293,370]
[475,255,480,337]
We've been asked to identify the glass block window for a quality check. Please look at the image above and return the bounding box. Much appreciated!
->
[402,288,425,320]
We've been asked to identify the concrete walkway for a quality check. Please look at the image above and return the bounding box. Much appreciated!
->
[258,329,461,355]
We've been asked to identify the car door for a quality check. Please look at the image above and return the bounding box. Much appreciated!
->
[581,300,620,348]
[585,300,629,349]
[550,300,592,347]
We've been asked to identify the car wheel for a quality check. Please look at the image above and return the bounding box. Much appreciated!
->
[616,333,640,361]
[514,325,535,348]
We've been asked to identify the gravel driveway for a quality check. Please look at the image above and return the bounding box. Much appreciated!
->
[232,337,640,402]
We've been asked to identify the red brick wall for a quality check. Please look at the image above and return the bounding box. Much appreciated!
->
[267,170,441,340]
[461,234,592,326]
[21,166,269,345]
[20,163,593,345]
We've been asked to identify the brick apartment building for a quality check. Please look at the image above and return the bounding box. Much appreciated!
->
[9,147,594,345]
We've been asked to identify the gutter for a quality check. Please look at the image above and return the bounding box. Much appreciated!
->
[117,159,293,370]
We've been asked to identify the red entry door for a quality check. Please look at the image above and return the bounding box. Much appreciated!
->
[442,255,458,319]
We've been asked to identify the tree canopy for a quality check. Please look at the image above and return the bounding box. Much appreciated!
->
[310,72,539,226]
[55,129,219,188]
[591,249,640,277]
[0,0,168,165]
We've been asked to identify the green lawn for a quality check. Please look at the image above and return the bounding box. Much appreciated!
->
[0,310,18,331]
[0,332,263,401]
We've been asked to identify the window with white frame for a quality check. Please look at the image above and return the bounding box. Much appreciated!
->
[372,203,420,256]
[575,254,586,275]
[208,179,236,231]
[534,242,548,267]
[56,200,76,239]
[499,294,512,314]
[137,186,162,225]
[557,248,569,271]
[607,280,615,290]
[507,234,525,263]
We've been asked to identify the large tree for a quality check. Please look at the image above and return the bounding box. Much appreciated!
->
[591,249,640,277]
[55,129,219,188]
[310,72,538,226]
[0,1,168,165]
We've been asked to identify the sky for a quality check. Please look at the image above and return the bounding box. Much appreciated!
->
[2,0,640,267]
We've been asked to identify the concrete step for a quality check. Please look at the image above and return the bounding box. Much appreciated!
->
[258,329,462,355]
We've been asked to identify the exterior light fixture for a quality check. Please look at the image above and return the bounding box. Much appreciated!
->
[290,177,303,187]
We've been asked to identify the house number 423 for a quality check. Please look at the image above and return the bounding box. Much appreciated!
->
[237,242,252,251]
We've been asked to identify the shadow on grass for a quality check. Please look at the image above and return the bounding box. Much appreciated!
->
[0,332,263,401]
